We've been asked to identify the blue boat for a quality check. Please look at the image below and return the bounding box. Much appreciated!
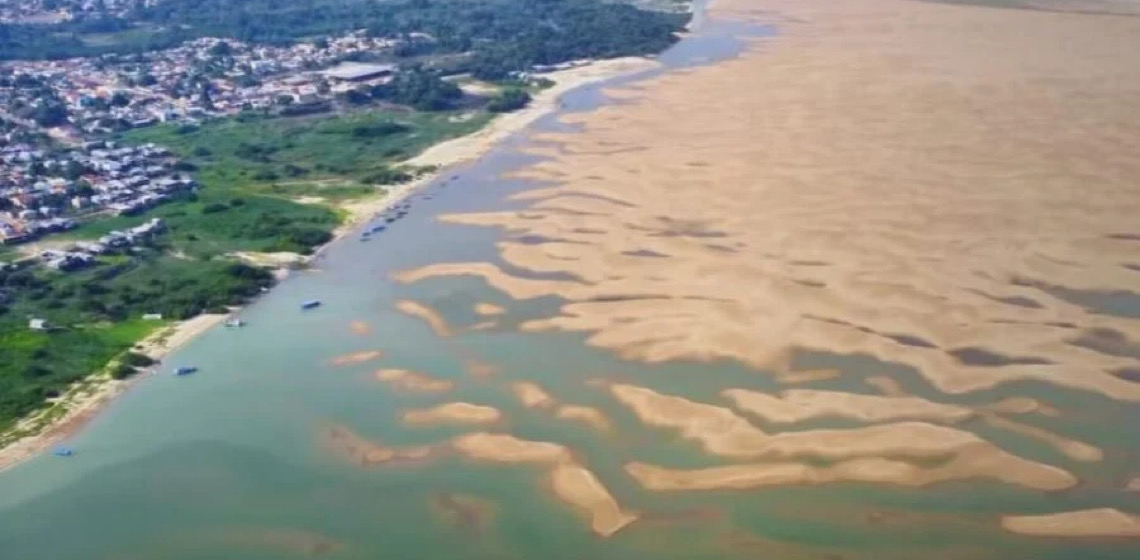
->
[370,225,386,233]
[174,366,198,376]
[53,446,75,457]
[301,300,322,310]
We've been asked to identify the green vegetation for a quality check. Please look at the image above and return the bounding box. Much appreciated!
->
[0,256,272,429]
[487,88,532,113]
[1,0,688,71]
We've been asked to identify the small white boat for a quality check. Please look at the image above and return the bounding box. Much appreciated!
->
[224,318,245,328]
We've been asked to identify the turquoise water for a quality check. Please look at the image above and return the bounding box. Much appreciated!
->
[2,12,1140,560]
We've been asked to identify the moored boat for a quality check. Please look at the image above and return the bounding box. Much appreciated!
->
[173,366,198,376]
[301,300,322,310]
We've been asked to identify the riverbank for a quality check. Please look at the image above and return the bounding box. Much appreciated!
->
[0,56,662,473]
[0,313,227,472]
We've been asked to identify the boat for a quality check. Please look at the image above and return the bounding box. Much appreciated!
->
[301,300,322,310]
[224,318,245,328]
[370,225,386,233]
[53,446,75,457]
[173,366,198,376]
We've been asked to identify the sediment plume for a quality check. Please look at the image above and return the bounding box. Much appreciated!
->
[328,350,384,367]
[511,381,556,409]
[723,388,973,424]
[403,403,504,426]
[430,493,497,535]
[395,299,454,337]
[321,424,440,466]
[556,405,613,432]
[374,368,455,393]
[1002,508,1140,537]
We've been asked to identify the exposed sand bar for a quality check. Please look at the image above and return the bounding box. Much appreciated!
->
[474,303,506,316]
[328,350,384,366]
[981,414,1102,462]
[395,300,454,337]
[511,381,557,409]
[548,462,639,537]
[403,403,503,426]
[1002,508,1140,538]
[374,368,454,393]
[723,388,974,424]
[321,424,439,466]
[395,0,1140,402]
[609,383,1074,488]
[775,369,840,385]
[452,432,572,464]
[626,445,1076,491]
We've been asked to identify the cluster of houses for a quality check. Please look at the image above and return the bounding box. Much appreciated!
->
[2,32,414,136]
[0,141,193,246]
[37,217,164,271]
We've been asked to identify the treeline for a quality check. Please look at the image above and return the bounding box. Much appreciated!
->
[0,0,688,77]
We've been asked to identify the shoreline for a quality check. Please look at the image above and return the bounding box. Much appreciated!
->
[0,56,661,474]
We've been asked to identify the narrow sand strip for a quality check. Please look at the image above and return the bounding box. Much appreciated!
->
[608,383,1074,488]
[395,299,454,337]
[556,405,613,432]
[775,369,841,385]
[511,381,557,409]
[375,369,454,393]
[626,442,1075,491]
[723,388,974,424]
[328,350,384,366]
[1002,509,1140,537]
[403,403,503,426]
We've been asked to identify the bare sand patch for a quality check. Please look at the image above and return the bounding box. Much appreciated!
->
[1002,508,1140,538]
[395,299,454,337]
[723,388,974,424]
[374,369,454,393]
[328,350,384,367]
[548,462,639,537]
[394,0,1140,404]
[775,369,840,385]
[403,403,504,426]
[556,405,613,432]
[511,381,556,409]
[474,302,506,316]
[452,431,572,464]
[349,320,372,336]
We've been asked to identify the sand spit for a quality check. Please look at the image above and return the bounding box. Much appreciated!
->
[775,369,841,385]
[449,432,637,537]
[548,462,639,537]
[556,405,613,432]
[394,0,1140,403]
[403,403,504,426]
[1002,508,1140,538]
[349,320,372,336]
[511,381,557,409]
[430,493,498,535]
[395,299,454,337]
[723,388,973,424]
[374,368,454,393]
[981,415,1103,462]
[609,384,1074,488]
[328,350,384,367]
[322,424,439,467]
[474,302,506,316]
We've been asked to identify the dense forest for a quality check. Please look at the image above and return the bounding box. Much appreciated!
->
[0,0,688,77]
